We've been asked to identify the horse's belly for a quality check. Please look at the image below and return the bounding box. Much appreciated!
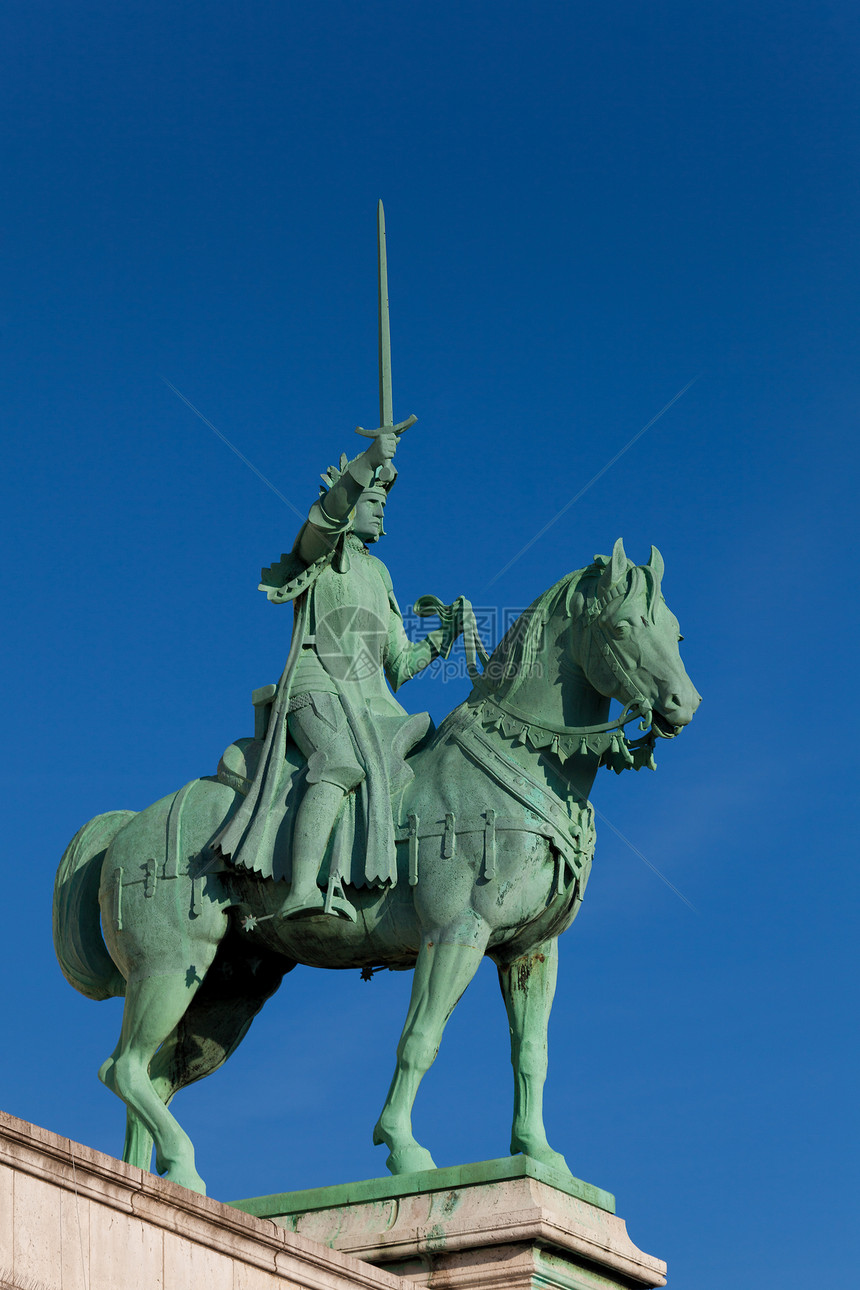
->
[243,875,422,971]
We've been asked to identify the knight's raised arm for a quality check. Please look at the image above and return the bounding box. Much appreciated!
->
[297,434,397,566]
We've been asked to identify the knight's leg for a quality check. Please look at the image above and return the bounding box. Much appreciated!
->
[373,932,489,1175]
[282,780,346,916]
[496,938,571,1174]
[98,969,215,1194]
[283,695,363,920]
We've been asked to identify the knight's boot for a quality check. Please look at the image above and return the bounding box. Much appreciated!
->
[283,877,357,923]
[281,781,355,921]
[280,882,324,919]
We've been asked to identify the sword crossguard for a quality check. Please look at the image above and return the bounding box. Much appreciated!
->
[355,413,417,439]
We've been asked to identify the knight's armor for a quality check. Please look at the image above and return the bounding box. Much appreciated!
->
[214,449,454,914]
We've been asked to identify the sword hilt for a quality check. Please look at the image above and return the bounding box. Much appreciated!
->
[355,413,417,439]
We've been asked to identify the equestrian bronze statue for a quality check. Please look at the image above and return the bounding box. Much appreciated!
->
[53,204,700,1194]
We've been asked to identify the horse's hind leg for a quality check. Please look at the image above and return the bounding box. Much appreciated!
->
[121,947,291,1174]
[495,937,571,1174]
[100,1045,156,1169]
[373,930,488,1175]
[99,970,214,1194]
[123,1105,154,1171]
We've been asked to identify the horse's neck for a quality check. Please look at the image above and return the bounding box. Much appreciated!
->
[488,615,610,805]
[499,619,609,732]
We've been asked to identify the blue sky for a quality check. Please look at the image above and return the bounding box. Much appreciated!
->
[2,3,858,1286]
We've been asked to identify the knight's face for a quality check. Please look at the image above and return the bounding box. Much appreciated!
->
[353,492,386,543]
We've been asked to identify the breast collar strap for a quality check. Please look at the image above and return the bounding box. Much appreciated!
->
[471,682,648,742]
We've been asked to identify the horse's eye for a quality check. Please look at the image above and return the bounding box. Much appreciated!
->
[614,621,631,639]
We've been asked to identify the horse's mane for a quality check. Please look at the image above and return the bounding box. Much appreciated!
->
[482,553,662,703]
[484,565,593,701]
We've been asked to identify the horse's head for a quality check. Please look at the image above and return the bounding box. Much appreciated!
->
[579,538,700,737]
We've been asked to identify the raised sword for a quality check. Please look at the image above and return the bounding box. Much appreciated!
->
[355,200,417,464]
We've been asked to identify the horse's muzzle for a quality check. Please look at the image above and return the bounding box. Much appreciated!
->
[652,711,682,739]
[654,688,701,737]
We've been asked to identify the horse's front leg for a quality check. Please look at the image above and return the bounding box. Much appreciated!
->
[496,937,571,1175]
[374,929,488,1175]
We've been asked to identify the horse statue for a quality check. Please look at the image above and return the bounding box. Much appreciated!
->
[53,537,699,1195]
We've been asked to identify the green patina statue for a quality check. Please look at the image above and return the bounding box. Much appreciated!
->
[53,204,700,1196]
[213,435,459,924]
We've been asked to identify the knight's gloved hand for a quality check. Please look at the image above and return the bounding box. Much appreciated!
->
[365,432,398,470]
[414,595,466,660]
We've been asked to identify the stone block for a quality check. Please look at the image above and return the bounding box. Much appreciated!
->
[0,1110,405,1290]
[0,1112,666,1290]
[88,1211,165,1290]
[12,1167,63,1288]
[232,1157,666,1290]
[58,1186,91,1290]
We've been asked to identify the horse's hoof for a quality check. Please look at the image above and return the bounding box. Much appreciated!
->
[515,1144,573,1178]
[386,1145,437,1176]
[165,1167,207,1195]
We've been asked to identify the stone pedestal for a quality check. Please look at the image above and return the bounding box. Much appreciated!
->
[0,1109,404,1290]
[0,1111,666,1290]
[231,1157,667,1290]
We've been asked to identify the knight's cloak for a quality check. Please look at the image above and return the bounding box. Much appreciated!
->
[213,520,431,886]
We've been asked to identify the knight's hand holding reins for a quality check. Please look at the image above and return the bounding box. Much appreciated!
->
[413,595,491,681]
[413,595,463,659]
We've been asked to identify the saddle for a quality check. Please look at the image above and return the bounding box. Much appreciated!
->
[214,690,431,888]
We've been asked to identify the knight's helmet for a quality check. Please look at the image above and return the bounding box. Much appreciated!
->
[319,453,397,536]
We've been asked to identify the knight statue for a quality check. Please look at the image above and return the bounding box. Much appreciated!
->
[212,203,467,919]
[213,427,463,920]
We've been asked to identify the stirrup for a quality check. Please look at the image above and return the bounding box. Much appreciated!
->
[324,873,357,923]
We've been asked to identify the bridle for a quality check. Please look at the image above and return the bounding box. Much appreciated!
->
[580,577,655,729]
[467,576,660,769]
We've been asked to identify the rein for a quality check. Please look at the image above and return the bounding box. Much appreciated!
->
[414,594,491,678]
[472,684,648,741]
[471,686,656,773]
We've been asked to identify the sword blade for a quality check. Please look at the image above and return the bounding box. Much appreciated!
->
[377,199,393,428]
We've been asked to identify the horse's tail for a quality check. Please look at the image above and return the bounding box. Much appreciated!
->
[53,810,137,1001]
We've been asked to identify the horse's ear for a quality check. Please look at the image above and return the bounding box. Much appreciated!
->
[598,537,627,592]
[647,545,664,585]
